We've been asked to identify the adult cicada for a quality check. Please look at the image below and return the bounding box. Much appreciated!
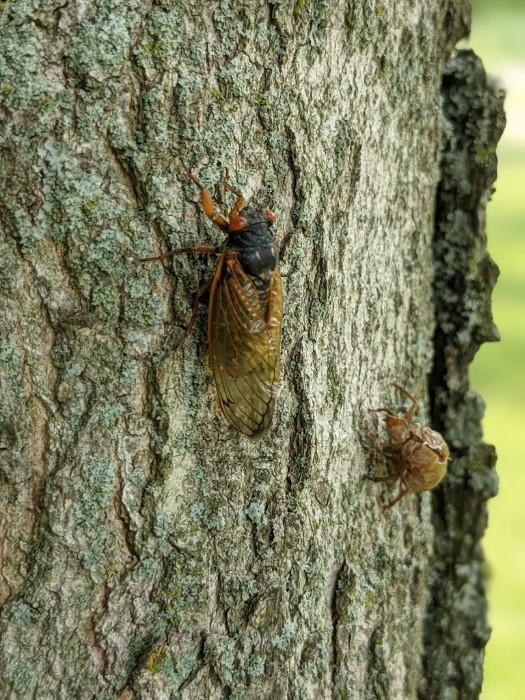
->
[369,384,449,509]
[143,173,283,438]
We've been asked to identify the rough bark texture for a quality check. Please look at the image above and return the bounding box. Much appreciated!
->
[0,1,502,699]
[422,51,504,700]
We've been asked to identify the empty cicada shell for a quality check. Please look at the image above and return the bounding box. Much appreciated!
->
[369,384,449,509]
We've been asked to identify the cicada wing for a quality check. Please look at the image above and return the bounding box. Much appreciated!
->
[208,257,282,437]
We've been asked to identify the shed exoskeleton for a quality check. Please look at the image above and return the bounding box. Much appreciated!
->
[369,384,449,509]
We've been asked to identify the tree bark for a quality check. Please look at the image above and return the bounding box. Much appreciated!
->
[0,1,503,698]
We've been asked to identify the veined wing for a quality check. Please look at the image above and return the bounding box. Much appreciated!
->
[208,255,282,437]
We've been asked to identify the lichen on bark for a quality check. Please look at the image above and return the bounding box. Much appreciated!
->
[0,1,503,699]
[422,50,505,700]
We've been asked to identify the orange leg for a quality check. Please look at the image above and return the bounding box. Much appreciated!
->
[223,180,247,219]
[391,383,418,422]
[188,171,229,229]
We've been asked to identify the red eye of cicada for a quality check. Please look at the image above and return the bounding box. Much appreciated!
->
[229,216,248,231]
[266,210,276,223]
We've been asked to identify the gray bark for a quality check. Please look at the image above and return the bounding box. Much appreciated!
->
[0,1,502,699]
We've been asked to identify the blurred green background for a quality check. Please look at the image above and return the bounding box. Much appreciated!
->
[465,1,525,698]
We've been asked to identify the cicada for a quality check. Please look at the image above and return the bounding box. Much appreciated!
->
[143,172,283,438]
[369,384,449,509]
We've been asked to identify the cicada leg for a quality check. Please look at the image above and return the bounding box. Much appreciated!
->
[369,407,397,418]
[391,384,418,422]
[174,276,214,350]
[188,171,229,229]
[382,487,410,510]
[380,443,406,458]
[140,244,220,262]
[140,243,219,348]
[370,462,412,510]
[278,230,294,260]
[223,180,247,219]
[367,473,399,483]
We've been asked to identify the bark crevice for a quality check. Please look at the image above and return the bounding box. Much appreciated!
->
[423,50,505,700]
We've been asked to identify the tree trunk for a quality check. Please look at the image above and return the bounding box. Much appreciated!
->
[0,1,503,698]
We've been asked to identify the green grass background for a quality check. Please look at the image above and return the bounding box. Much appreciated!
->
[463,2,525,698]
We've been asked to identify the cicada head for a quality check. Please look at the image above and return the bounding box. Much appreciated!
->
[228,206,276,232]
[226,207,279,280]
